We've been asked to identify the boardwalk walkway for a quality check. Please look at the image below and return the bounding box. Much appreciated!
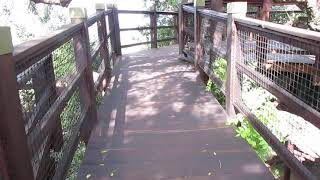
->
[77,45,274,180]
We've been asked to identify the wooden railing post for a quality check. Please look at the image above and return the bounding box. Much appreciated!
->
[194,0,208,82]
[178,4,185,56]
[107,4,116,60]
[112,7,122,56]
[0,27,34,180]
[174,14,179,43]
[96,3,111,90]
[150,9,158,48]
[225,2,246,117]
[69,7,98,144]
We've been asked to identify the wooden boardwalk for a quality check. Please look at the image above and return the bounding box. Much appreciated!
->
[77,45,274,180]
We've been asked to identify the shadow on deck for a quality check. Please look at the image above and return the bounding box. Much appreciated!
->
[77,45,274,180]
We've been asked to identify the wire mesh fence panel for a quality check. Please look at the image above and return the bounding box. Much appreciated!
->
[201,19,227,86]
[236,23,320,114]
[235,22,320,174]
[88,22,100,55]
[16,37,87,179]
[183,12,195,58]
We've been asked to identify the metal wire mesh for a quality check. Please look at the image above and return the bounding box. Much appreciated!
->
[235,23,320,164]
[201,17,227,94]
[237,24,320,112]
[16,38,85,179]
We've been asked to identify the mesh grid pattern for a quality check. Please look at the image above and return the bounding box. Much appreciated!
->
[236,23,320,112]
[235,23,320,164]
[17,39,84,179]
[201,17,227,84]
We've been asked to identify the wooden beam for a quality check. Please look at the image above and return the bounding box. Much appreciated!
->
[96,3,112,91]
[0,27,34,180]
[70,7,98,144]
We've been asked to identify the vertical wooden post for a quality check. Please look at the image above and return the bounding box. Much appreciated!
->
[69,8,98,144]
[178,4,185,56]
[96,3,112,90]
[284,141,293,180]
[150,10,158,48]
[260,0,271,21]
[256,0,271,73]
[113,7,122,56]
[0,27,34,180]
[174,14,179,43]
[107,4,116,61]
[225,3,246,117]
[194,0,208,82]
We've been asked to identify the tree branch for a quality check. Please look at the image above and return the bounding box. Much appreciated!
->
[30,0,72,7]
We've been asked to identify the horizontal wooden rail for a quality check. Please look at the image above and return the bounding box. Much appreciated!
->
[121,37,176,48]
[13,23,82,74]
[234,16,320,42]
[179,3,320,180]
[120,25,175,32]
[118,10,178,15]
[182,5,196,13]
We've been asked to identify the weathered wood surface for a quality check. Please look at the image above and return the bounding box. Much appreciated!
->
[77,45,273,180]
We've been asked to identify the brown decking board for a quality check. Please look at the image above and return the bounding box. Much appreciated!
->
[77,45,274,180]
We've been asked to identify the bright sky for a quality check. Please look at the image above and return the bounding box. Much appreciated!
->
[1,0,154,53]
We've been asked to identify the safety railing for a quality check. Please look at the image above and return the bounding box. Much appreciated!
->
[179,3,320,180]
[0,4,179,179]
[118,10,178,49]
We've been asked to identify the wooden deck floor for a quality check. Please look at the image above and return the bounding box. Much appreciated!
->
[77,45,274,180]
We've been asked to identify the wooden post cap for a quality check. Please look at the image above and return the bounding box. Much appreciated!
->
[0,27,13,55]
[194,0,205,7]
[106,4,117,9]
[95,3,105,10]
[69,7,87,19]
[227,2,247,15]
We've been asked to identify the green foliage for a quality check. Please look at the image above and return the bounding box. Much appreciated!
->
[206,80,225,107]
[235,117,273,162]
[66,142,86,180]
[212,57,227,81]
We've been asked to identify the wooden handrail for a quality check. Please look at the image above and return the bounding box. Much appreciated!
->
[234,16,320,42]
[118,10,178,15]
[179,4,320,180]
[13,23,83,74]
